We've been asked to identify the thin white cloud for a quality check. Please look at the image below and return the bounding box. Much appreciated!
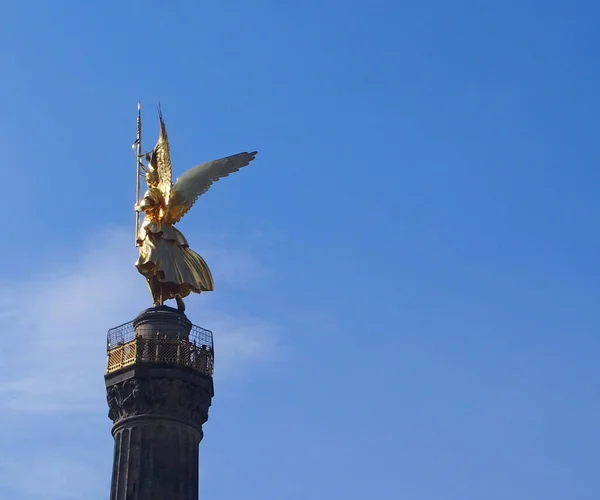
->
[0,227,281,414]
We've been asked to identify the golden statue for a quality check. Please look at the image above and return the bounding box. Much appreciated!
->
[133,104,257,312]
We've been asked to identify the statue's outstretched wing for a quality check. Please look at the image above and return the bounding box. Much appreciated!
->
[150,110,173,201]
[165,151,257,224]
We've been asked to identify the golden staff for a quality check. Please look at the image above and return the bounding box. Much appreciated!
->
[134,103,142,247]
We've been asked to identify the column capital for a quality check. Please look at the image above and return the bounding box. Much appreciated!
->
[106,366,213,434]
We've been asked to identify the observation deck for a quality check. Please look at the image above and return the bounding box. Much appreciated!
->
[106,306,214,376]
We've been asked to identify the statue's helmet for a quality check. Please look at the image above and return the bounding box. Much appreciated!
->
[145,151,160,186]
[145,167,159,187]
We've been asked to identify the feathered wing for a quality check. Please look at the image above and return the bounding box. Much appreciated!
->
[150,110,173,202]
[165,151,257,224]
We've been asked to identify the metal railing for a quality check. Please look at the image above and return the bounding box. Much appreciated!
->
[106,319,214,376]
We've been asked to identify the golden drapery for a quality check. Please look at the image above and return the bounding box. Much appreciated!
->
[135,189,213,302]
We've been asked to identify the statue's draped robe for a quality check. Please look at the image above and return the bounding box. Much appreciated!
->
[136,189,214,300]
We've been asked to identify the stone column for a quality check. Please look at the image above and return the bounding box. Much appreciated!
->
[105,307,214,500]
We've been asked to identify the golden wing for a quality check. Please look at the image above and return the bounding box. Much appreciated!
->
[149,110,173,202]
[165,151,257,224]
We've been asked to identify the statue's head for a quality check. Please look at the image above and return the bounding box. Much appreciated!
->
[145,152,159,187]
[145,168,159,187]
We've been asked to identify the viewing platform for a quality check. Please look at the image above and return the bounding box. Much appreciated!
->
[106,306,214,376]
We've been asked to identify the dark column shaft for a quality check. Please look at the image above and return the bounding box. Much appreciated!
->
[106,365,213,500]
[111,420,200,500]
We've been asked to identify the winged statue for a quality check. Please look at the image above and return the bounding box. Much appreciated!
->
[134,106,257,312]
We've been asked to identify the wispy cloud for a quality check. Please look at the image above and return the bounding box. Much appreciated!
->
[0,227,281,414]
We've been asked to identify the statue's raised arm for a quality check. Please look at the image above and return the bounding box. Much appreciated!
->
[134,107,257,312]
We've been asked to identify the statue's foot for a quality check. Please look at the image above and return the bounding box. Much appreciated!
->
[175,295,186,313]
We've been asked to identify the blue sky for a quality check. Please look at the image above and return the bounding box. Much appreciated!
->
[0,0,599,498]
